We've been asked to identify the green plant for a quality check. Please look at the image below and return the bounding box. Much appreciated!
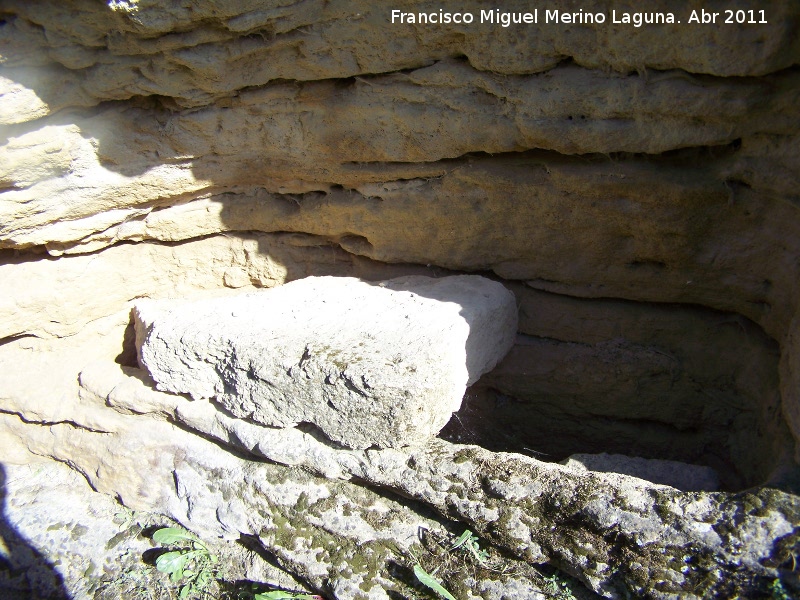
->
[408,528,503,599]
[113,504,155,533]
[94,557,175,600]
[770,577,791,600]
[412,564,457,600]
[113,506,137,530]
[152,527,218,599]
[449,530,489,566]
[543,573,577,600]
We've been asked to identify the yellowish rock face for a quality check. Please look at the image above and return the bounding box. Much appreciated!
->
[1,3,799,598]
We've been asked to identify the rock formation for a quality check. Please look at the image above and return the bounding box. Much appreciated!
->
[1,1,799,598]
[134,275,518,449]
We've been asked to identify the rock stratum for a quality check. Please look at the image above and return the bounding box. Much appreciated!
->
[1,1,799,599]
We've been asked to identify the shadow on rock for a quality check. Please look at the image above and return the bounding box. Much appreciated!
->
[0,463,69,600]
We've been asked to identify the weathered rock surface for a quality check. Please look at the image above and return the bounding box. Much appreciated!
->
[6,366,800,599]
[1,0,798,126]
[3,139,798,343]
[0,460,295,600]
[0,416,599,600]
[0,232,447,341]
[563,453,720,492]
[2,1,800,598]
[134,275,517,449]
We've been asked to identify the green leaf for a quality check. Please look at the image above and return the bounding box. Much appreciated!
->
[179,584,191,599]
[198,569,215,587]
[155,551,190,577]
[449,530,472,550]
[153,527,199,545]
[413,564,457,600]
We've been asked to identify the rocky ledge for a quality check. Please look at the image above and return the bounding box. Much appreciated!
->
[1,1,799,599]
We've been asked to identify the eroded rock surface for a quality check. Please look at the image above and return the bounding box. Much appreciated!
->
[0,460,298,600]
[2,1,800,598]
[10,363,800,599]
[135,275,517,449]
[563,453,720,492]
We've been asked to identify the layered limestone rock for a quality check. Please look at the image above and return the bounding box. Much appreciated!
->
[2,1,800,598]
[134,275,517,449]
[2,0,798,126]
[3,128,798,341]
[6,373,800,600]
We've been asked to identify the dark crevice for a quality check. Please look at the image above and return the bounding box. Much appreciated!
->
[520,282,779,346]
[115,316,138,367]
[0,333,39,349]
[341,142,746,169]
[0,409,112,434]
[0,246,51,264]
[438,388,745,490]
[336,233,373,255]
[48,229,338,258]
[166,415,280,465]
[292,421,350,450]
[0,180,22,193]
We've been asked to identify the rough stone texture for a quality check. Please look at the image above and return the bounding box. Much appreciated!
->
[134,275,517,449]
[0,460,298,600]
[2,1,800,598]
[1,0,798,126]
[3,67,799,247]
[1,76,798,346]
[0,412,600,600]
[3,138,798,343]
[562,453,720,492]
[4,367,800,599]
[2,232,788,486]
[782,307,800,464]
[460,283,788,490]
[0,232,446,341]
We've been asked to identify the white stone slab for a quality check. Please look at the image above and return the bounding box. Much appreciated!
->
[134,275,517,449]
